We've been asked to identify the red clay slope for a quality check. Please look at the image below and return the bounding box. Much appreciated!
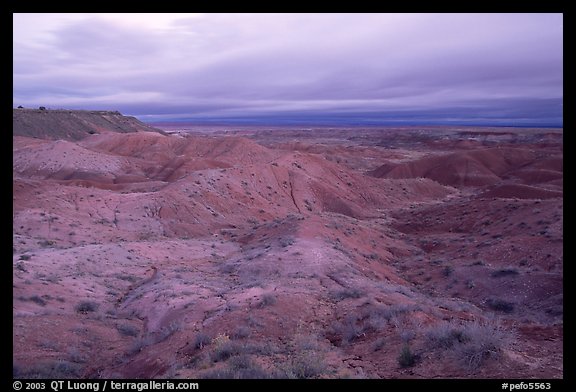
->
[370,147,537,187]
[13,128,562,379]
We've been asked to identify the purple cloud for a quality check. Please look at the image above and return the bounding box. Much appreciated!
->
[13,13,563,126]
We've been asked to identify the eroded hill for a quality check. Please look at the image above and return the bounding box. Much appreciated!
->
[13,108,164,141]
[13,125,562,379]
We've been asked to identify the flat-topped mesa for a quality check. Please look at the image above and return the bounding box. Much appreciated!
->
[13,107,165,141]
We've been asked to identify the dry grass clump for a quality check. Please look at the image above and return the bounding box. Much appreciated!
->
[425,318,514,370]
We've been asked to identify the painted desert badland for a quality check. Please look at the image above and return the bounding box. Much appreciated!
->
[13,109,563,379]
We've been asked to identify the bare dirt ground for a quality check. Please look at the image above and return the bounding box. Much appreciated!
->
[13,125,562,379]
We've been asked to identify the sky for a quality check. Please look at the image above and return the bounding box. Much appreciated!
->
[13,13,563,126]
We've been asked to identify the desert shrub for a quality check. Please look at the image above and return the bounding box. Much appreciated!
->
[329,315,366,346]
[67,347,87,363]
[239,341,276,356]
[442,266,454,277]
[75,301,98,314]
[372,337,385,351]
[283,350,327,379]
[19,254,31,261]
[329,288,365,302]
[453,320,511,370]
[194,333,212,349]
[29,295,47,306]
[212,340,242,362]
[342,320,364,344]
[227,354,254,371]
[202,355,270,379]
[293,334,320,352]
[231,326,251,340]
[155,322,181,343]
[399,329,416,343]
[116,274,139,282]
[425,319,513,371]
[366,311,387,330]
[201,368,239,379]
[273,334,328,379]
[226,355,270,378]
[490,268,519,278]
[365,303,417,330]
[37,340,59,350]
[425,322,468,349]
[279,238,295,247]
[486,298,515,313]
[397,344,417,368]
[38,240,55,247]
[219,262,236,274]
[258,293,277,308]
[117,324,140,337]
[16,360,82,379]
[127,335,155,355]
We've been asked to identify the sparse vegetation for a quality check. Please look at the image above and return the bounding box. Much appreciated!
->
[202,354,270,379]
[211,340,242,362]
[117,324,140,337]
[29,295,47,306]
[486,298,515,313]
[12,116,562,379]
[283,349,327,379]
[128,336,155,355]
[490,268,519,278]
[279,238,295,247]
[454,320,512,370]
[329,314,372,346]
[227,354,269,377]
[194,333,212,349]
[231,326,251,340]
[442,266,454,277]
[257,293,277,308]
[38,240,56,247]
[397,344,417,368]
[372,337,385,351]
[75,301,99,314]
[14,360,82,379]
[425,319,513,371]
[155,322,181,342]
[329,288,365,302]
[67,347,86,363]
[116,274,139,282]
[364,303,418,329]
[425,322,468,349]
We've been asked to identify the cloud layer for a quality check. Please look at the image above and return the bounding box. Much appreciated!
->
[13,13,563,126]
